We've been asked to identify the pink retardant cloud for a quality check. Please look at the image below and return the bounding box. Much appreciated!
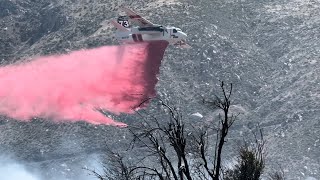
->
[0,41,169,127]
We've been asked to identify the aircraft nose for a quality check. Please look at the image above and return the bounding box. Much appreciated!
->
[180,32,187,39]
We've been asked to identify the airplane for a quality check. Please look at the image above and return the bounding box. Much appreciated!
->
[110,7,191,48]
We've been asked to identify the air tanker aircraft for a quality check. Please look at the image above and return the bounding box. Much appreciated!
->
[111,7,191,48]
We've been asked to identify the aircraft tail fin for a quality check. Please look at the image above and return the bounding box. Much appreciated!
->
[110,19,129,32]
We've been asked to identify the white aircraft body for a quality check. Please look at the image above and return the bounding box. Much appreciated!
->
[111,7,190,48]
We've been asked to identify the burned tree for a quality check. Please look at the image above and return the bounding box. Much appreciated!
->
[88,81,269,179]
[197,81,236,179]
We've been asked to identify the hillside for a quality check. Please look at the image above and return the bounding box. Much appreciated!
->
[1,0,319,179]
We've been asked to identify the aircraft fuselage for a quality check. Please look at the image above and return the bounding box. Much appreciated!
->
[115,26,187,45]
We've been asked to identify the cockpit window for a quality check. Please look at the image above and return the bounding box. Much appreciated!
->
[173,29,177,33]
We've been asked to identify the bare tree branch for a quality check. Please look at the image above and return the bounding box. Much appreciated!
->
[89,81,273,180]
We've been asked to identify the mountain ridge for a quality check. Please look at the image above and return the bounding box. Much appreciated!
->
[1,0,319,179]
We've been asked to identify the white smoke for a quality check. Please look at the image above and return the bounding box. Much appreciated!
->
[0,153,103,180]
[0,155,41,180]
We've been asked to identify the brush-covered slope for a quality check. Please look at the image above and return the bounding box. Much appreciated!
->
[0,0,319,179]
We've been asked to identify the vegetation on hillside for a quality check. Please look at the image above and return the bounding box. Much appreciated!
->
[86,82,285,179]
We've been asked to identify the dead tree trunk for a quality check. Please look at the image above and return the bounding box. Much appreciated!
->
[201,81,236,180]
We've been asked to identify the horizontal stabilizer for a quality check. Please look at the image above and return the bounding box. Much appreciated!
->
[110,19,129,32]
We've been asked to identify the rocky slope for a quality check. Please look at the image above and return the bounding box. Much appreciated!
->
[1,0,319,179]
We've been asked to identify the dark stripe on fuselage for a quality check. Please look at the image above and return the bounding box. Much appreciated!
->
[137,34,143,41]
[132,34,138,42]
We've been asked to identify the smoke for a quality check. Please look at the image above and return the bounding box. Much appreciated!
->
[0,155,41,180]
[0,163,39,180]
[0,152,104,180]
[0,41,168,127]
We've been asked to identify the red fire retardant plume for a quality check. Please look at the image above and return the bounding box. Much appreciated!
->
[0,41,169,127]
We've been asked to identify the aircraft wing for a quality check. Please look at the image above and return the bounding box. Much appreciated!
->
[110,19,130,32]
[121,7,155,27]
[181,44,192,49]
[174,40,192,49]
